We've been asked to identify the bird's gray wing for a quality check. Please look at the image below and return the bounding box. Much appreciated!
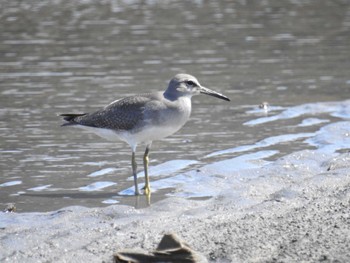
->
[69,95,152,131]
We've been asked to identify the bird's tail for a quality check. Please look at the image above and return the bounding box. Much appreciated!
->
[59,113,87,126]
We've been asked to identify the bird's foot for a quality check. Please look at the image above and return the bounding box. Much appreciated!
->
[141,185,151,196]
[134,187,140,196]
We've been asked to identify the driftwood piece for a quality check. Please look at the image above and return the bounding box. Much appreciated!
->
[114,233,207,263]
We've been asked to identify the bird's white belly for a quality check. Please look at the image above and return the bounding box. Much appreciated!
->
[77,125,123,142]
[75,123,183,147]
[125,124,182,144]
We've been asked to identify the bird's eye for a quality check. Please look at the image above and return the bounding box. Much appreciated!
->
[186,80,196,86]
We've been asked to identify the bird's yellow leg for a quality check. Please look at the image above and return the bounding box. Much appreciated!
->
[143,145,151,196]
[132,151,140,195]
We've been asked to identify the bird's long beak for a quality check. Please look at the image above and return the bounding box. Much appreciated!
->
[199,86,230,101]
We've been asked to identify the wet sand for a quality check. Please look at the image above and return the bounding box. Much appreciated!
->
[1,150,349,262]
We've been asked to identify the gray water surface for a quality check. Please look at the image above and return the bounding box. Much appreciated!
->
[1,0,350,212]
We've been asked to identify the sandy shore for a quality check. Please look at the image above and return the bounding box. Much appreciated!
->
[1,150,350,262]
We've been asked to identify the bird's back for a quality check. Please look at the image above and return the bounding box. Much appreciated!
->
[61,94,153,131]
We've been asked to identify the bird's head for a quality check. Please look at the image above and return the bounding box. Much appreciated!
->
[165,73,230,101]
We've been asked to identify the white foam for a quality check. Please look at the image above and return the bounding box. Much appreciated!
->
[0,181,22,187]
[88,168,118,177]
[298,118,330,127]
[28,185,52,191]
[244,100,350,126]
[206,133,314,158]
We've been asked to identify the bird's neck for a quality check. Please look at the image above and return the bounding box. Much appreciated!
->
[163,90,193,101]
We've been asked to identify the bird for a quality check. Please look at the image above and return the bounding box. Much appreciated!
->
[60,73,230,196]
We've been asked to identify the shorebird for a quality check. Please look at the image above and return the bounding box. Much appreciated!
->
[60,74,230,195]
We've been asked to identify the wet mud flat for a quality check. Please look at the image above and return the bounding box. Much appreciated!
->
[1,149,350,262]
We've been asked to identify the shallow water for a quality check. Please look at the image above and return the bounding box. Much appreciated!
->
[1,0,350,212]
